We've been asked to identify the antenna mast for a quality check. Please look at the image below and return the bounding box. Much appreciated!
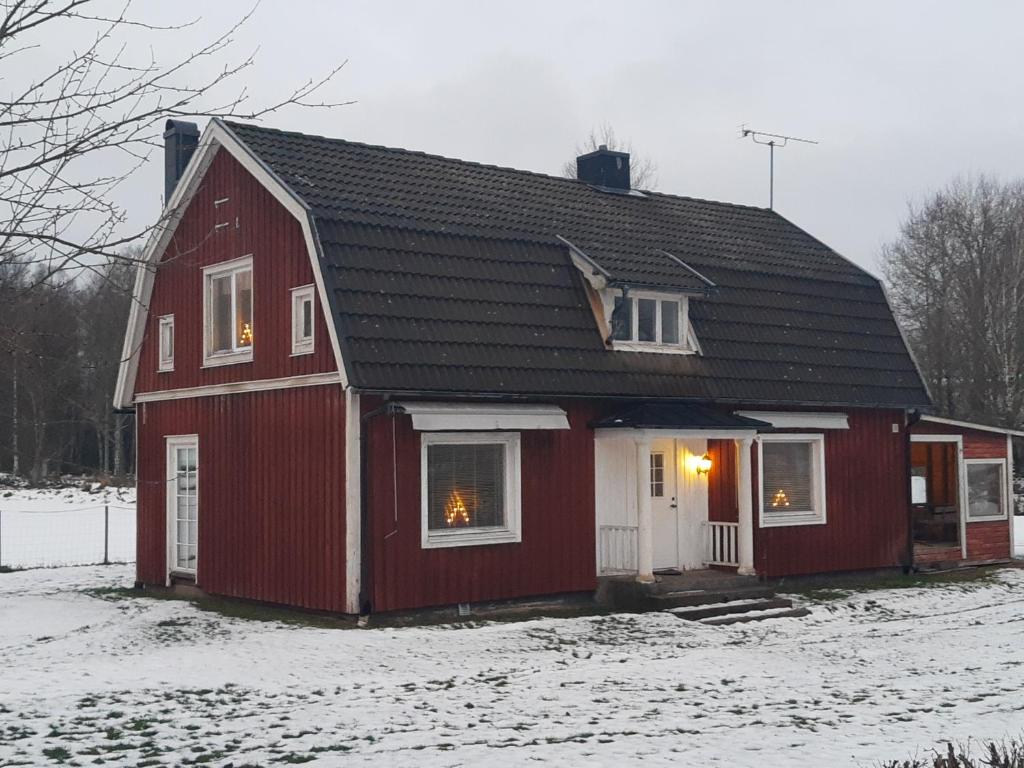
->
[740,125,818,210]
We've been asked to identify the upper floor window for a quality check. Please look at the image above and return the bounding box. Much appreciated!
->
[609,291,690,352]
[203,255,253,367]
[290,284,315,356]
[157,315,174,372]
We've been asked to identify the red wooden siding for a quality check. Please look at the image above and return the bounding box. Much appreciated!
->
[135,386,348,611]
[707,439,738,523]
[753,409,909,578]
[363,397,599,613]
[911,421,1011,562]
[135,149,336,394]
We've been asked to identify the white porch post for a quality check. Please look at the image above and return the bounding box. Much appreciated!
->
[635,437,655,583]
[735,436,756,576]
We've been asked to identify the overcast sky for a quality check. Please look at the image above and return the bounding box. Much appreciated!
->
[121,1,1024,274]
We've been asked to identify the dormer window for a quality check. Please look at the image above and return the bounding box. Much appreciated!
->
[609,291,693,352]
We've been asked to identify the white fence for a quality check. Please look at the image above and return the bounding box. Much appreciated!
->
[704,521,739,567]
[599,524,638,574]
[0,503,135,569]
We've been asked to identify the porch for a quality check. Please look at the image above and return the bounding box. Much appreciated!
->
[592,404,770,581]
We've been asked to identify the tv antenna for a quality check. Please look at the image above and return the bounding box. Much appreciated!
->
[740,125,818,210]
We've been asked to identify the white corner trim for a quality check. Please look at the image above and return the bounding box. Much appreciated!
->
[133,372,342,404]
[396,402,569,431]
[917,414,1024,438]
[344,389,361,614]
[1007,434,1016,559]
[114,119,349,409]
[737,411,849,431]
[757,433,828,528]
[419,431,522,549]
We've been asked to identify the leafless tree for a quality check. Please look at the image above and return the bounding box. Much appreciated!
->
[561,124,658,190]
[882,176,1024,429]
[0,0,349,296]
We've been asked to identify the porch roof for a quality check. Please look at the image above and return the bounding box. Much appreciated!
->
[590,403,772,431]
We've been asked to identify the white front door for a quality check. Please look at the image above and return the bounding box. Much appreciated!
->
[650,437,708,571]
[166,436,199,577]
[650,438,679,569]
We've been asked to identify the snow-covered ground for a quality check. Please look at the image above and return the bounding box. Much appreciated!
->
[2,565,1024,766]
[0,486,135,569]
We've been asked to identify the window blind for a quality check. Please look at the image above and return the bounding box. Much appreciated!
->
[426,443,505,531]
[762,441,814,513]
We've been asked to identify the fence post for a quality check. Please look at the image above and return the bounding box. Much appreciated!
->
[103,505,109,565]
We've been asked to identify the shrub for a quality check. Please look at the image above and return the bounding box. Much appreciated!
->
[881,740,1024,768]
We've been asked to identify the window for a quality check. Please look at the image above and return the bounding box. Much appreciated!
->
[610,291,689,350]
[421,432,521,548]
[158,315,174,372]
[166,436,198,575]
[650,452,665,497]
[202,256,253,366]
[291,285,315,355]
[759,434,827,527]
[966,459,1007,521]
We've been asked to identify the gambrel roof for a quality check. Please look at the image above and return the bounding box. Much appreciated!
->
[173,120,933,407]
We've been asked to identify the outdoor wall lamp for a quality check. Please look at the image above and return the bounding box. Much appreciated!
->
[695,453,713,475]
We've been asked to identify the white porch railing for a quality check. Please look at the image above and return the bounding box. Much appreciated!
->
[704,521,739,567]
[599,524,638,574]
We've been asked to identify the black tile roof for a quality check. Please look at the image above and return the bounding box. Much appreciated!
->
[222,120,931,409]
[590,404,773,430]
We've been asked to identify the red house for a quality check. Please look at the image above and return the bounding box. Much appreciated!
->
[114,120,1019,615]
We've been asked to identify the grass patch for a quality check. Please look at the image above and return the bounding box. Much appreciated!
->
[781,565,1004,603]
[881,738,1024,767]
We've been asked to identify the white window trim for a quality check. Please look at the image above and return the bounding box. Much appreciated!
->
[157,314,175,372]
[165,434,199,581]
[964,458,1009,522]
[420,431,522,549]
[758,433,828,528]
[290,284,315,356]
[202,254,254,368]
[606,289,697,355]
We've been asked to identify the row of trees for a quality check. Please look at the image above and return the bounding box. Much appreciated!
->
[0,260,135,481]
[883,176,1024,431]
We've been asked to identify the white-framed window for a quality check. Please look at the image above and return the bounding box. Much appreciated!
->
[608,290,694,353]
[202,255,253,367]
[758,434,827,527]
[420,431,521,549]
[290,284,315,356]
[158,314,175,372]
[165,435,199,576]
[965,459,1008,521]
[650,452,665,497]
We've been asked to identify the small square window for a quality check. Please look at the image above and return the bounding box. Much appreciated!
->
[290,285,315,355]
[421,432,521,548]
[158,315,174,372]
[203,256,253,367]
[608,292,689,350]
[966,460,1007,521]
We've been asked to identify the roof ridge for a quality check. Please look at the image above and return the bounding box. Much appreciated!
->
[222,119,775,217]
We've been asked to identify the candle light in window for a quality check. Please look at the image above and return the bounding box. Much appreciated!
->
[444,489,471,527]
[771,489,790,508]
[239,322,253,346]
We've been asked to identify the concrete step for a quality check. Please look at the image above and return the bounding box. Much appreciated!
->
[648,585,777,610]
[669,597,794,621]
[699,606,812,626]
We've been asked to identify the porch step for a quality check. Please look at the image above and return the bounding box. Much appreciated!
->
[668,597,793,621]
[699,606,812,626]
[649,586,777,610]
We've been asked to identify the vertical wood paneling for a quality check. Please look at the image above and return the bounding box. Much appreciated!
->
[753,409,910,578]
[707,439,738,523]
[364,397,599,613]
[134,149,336,395]
[135,387,348,611]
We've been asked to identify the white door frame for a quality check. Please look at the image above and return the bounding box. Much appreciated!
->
[910,434,967,559]
[165,434,199,583]
[650,438,679,570]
